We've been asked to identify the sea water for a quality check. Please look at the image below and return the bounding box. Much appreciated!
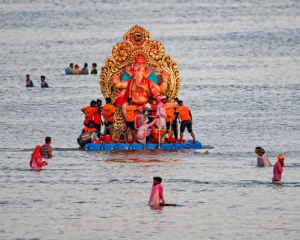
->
[0,0,300,239]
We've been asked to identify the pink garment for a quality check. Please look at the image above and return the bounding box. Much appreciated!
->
[156,102,167,130]
[137,119,157,143]
[148,184,164,207]
[272,161,283,181]
[257,155,272,167]
[31,153,47,170]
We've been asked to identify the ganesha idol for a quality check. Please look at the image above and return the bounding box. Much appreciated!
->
[111,55,170,127]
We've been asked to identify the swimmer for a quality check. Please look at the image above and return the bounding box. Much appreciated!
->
[81,63,89,74]
[74,64,81,74]
[149,177,165,207]
[40,76,49,88]
[255,147,272,167]
[25,74,34,87]
[272,155,284,183]
[91,63,97,74]
[41,136,53,158]
[176,100,196,144]
[30,146,48,170]
[65,63,74,75]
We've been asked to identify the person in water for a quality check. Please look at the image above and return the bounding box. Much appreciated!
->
[81,63,89,74]
[65,63,74,75]
[255,147,272,167]
[149,177,165,207]
[273,155,284,183]
[41,136,53,158]
[91,63,97,74]
[176,100,196,144]
[30,146,48,170]
[94,99,103,133]
[82,100,98,126]
[74,64,81,74]
[124,98,145,143]
[102,97,115,143]
[41,76,49,88]
[26,74,34,87]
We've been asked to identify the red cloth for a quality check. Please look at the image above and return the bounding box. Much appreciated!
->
[272,161,283,181]
[31,152,46,170]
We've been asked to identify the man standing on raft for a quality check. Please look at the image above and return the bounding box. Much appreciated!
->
[176,100,196,144]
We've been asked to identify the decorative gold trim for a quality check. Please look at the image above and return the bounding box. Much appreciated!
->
[99,25,181,140]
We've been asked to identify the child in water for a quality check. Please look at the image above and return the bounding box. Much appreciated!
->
[30,146,48,170]
[255,147,272,167]
[272,155,284,183]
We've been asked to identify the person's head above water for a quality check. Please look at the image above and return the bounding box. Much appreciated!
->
[127,98,133,104]
[178,100,183,106]
[255,146,262,154]
[75,64,79,69]
[92,63,97,69]
[278,155,284,167]
[41,76,45,81]
[88,120,95,128]
[153,177,162,186]
[45,136,51,144]
[105,97,111,104]
[90,100,97,107]
[70,63,74,68]
[26,74,30,80]
[257,148,265,157]
[84,63,88,68]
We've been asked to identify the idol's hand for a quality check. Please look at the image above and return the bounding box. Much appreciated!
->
[112,74,120,86]
[162,71,169,80]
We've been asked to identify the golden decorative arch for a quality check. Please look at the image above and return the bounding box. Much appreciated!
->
[99,25,181,140]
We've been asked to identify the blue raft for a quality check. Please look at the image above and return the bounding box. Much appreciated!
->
[84,140,201,151]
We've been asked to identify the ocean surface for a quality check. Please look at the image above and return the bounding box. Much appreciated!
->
[1,0,300,239]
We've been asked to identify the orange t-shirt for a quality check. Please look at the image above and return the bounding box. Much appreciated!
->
[125,105,137,122]
[82,127,97,133]
[165,102,176,122]
[176,106,191,121]
[94,111,102,125]
[82,106,98,125]
[102,104,115,122]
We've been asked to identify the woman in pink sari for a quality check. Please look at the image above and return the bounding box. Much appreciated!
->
[30,146,48,170]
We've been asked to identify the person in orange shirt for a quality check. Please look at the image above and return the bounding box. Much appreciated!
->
[164,96,177,141]
[81,100,98,126]
[94,99,103,133]
[125,98,145,143]
[102,97,115,143]
[77,120,99,148]
[176,100,196,144]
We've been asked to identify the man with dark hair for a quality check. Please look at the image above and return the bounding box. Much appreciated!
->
[149,176,165,206]
[26,74,34,87]
[124,98,145,143]
[176,100,196,144]
[94,99,103,133]
[81,63,89,74]
[102,97,115,143]
[91,63,97,74]
[41,136,52,158]
[65,63,74,75]
[77,121,99,148]
[40,76,49,88]
[81,100,98,126]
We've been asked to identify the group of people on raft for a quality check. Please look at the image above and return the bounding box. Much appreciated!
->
[78,95,196,147]
[255,146,285,183]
